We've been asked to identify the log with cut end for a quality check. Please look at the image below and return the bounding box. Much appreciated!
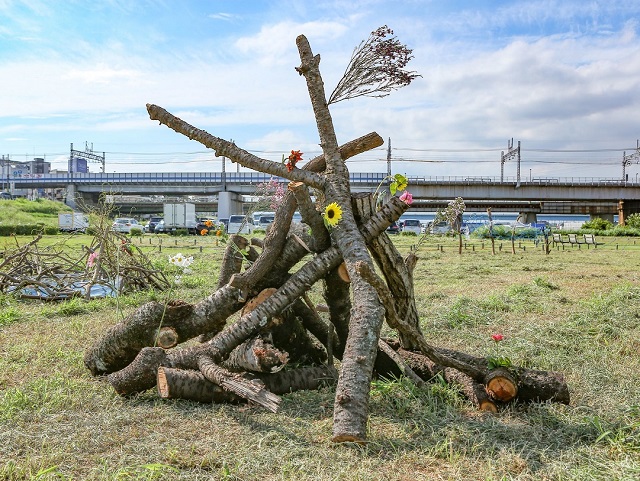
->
[198,355,281,412]
[484,367,518,402]
[155,327,179,349]
[381,343,497,412]
[223,336,289,373]
[392,345,569,405]
[157,365,338,403]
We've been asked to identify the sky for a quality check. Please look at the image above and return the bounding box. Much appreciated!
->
[1,0,640,180]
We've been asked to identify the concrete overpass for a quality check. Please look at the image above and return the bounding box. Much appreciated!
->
[10,172,640,223]
[407,176,640,223]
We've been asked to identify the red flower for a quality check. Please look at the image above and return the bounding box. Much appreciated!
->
[491,333,504,342]
[288,150,303,162]
[286,162,294,172]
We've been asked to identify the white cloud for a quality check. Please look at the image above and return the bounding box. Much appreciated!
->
[208,12,237,21]
[234,20,348,65]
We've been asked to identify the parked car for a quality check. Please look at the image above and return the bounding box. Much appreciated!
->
[112,217,140,234]
[386,221,401,234]
[429,221,450,234]
[154,219,166,233]
[258,215,275,230]
[218,218,229,231]
[195,217,224,234]
[227,214,254,234]
[0,192,13,200]
[145,216,163,233]
[402,219,422,235]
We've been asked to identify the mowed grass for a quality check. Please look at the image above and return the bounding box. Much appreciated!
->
[1,233,640,480]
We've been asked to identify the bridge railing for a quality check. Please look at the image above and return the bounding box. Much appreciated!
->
[406,175,633,186]
[10,171,388,185]
[9,171,635,187]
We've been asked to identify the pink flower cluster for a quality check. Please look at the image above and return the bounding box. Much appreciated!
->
[87,251,98,268]
[399,191,413,205]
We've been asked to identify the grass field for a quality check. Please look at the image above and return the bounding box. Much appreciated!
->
[1,232,640,480]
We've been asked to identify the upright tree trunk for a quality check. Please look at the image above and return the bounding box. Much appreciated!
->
[296,35,387,443]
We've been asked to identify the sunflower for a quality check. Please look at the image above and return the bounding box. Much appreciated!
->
[324,202,343,228]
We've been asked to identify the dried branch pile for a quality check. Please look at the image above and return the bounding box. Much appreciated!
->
[0,220,169,301]
[85,33,569,443]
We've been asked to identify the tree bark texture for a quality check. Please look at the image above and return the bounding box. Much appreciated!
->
[352,193,422,349]
[388,345,497,412]
[395,345,570,405]
[98,198,406,401]
[296,34,389,443]
[157,365,338,404]
[84,287,242,375]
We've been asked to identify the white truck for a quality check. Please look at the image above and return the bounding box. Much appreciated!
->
[58,212,89,232]
[163,203,197,233]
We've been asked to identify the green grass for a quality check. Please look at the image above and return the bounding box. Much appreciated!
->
[1,233,640,479]
[0,198,70,228]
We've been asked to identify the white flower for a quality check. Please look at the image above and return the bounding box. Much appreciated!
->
[168,253,194,269]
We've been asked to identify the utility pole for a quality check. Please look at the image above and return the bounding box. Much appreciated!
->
[386,137,392,179]
[500,138,521,187]
[622,139,640,183]
[222,149,227,191]
[70,142,106,174]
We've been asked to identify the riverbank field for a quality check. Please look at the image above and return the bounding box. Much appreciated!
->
[1,232,640,480]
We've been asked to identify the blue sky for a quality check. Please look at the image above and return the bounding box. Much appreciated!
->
[1,0,640,179]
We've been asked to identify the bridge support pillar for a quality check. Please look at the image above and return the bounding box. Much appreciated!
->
[64,184,77,210]
[517,212,537,224]
[218,191,243,219]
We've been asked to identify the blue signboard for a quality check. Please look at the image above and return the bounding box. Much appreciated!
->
[74,157,88,173]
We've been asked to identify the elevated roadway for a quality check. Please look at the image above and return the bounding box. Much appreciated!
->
[10,172,640,222]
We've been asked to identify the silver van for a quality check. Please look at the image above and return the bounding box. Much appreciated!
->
[402,219,422,235]
[227,215,254,234]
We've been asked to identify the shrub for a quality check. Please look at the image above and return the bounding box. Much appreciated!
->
[626,213,640,229]
[400,231,418,236]
[43,226,59,235]
[582,217,613,230]
[129,227,143,237]
[170,228,189,236]
[0,224,47,236]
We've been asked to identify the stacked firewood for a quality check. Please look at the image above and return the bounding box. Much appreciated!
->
[84,176,569,429]
[85,33,569,443]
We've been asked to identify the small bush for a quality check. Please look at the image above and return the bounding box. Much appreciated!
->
[400,231,418,236]
[43,226,59,235]
[130,227,143,237]
[169,229,189,236]
[582,217,613,230]
[626,213,640,229]
[0,224,46,236]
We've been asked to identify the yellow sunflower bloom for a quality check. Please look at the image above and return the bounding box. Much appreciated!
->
[200,229,208,236]
[324,202,343,228]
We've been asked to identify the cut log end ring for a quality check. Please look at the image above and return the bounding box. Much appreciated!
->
[485,367,518,402]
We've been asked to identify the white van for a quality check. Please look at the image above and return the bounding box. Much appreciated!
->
[402,219,422,235]
[258,215,275,230]
[252,211,275,225]
[227,214,254,234]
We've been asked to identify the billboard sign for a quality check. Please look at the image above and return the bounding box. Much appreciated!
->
[73,157,88,173]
